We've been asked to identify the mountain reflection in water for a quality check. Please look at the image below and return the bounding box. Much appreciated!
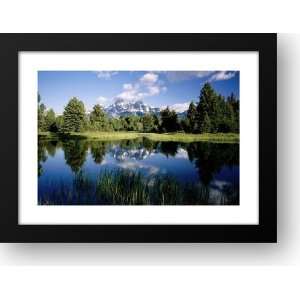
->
[38,137,239,205]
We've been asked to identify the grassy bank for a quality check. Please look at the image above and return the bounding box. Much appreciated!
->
[142,132,239,143]
[38,131,239,143]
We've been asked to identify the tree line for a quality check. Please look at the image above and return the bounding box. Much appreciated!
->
[39,138,239,185]
[38,83,239,134]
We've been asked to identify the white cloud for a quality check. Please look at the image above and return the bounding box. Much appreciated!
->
[96,96,112,107]
[140,72,158,85]
[115,87,143,103]
[162,71,236,82]
[209,71,236,82]
[175,148,189,159]
[95,71,118,80]
[123,83,133,90]
[164,71,214,82]
[114,72,165,104]
[148,85,160,96]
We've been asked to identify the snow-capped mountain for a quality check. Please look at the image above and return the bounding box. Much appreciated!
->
[104,99,190,117]
[105,99,160,117]
[161,102,190,113]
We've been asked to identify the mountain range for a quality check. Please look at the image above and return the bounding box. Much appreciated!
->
[104,99,190,117]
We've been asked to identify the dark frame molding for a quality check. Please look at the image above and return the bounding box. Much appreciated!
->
[0,33,277,242]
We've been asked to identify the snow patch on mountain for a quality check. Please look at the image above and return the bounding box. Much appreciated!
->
[105,99,159,117]
[161,102,190,113]
[104,98,190,117]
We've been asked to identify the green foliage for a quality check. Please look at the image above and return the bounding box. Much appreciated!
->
[89,104,111,131]
[200,111,211,133]
[38,93,46,132]
[38,84,239,135]
[44,109,56,132]
[62,97,86,133]
[55,115,64,132]
[160,107,179,132]
[142,113,158,133]
[196,83,219,133]
[178,83,240,134]
[186,101,197,132]
[110,117,123,131]
[227,93,239,132]
[118,115,143,131]
[96,170,150,205]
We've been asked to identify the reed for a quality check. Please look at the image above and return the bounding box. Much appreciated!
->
[38,168,238,205]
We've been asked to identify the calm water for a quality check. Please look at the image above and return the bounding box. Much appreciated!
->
[38,137,239,205]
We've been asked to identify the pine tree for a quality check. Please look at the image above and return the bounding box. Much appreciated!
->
[90,104,108,131]
[186,101,197,132]
[44,109,56,132]
[38,93,46,132]
[62,97,85,133]
[196,83,220,133]
[142,114,155,133]
[227,93,239,133]
[160,107,178,132]
[200,111,211,133]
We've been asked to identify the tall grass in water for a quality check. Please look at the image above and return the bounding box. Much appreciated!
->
[96,170,150,205]
[39,168,238,205]
[95,170,213,205]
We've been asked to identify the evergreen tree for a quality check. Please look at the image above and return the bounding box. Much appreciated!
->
[196,83,219,133]
[142,114,155,132]
[38,93,46,132]
[62,97,85,133]
[44,109,56,132]
[90,104,108,131]
[200,111,211,133]
[227,93,239,133]
[160,107,178,132]
[180,118,190,132]
[152,114,160,132]
[123,115,142,131]
[110,117,123,131]
[225,101,236,132]
[55,115,64,132]
[186,101,197,132]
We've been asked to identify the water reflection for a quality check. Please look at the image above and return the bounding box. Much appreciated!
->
[90,141,107,164]
[63,139,89,173]
[38,137,239,205]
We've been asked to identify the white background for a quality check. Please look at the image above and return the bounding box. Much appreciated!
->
[0,1,299,299]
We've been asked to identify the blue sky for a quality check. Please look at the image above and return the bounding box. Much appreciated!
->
[38,71,240,114]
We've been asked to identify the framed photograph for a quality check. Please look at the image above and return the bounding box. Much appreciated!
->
[0,34,276,242]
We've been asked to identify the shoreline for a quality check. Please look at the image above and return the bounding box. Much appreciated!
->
[38,131,240,143]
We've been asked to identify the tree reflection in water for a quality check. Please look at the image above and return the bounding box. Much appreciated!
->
[38,138,48,177]
[186,142,239,186]
[90,141,108,164]
[62,139,89,173]
[38,137,239,205]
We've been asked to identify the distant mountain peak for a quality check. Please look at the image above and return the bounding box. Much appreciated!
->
[105,99,159,117]
[161,102,190,113]
[104,99,189,117]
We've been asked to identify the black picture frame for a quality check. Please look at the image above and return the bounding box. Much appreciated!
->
[0,33,277,243]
